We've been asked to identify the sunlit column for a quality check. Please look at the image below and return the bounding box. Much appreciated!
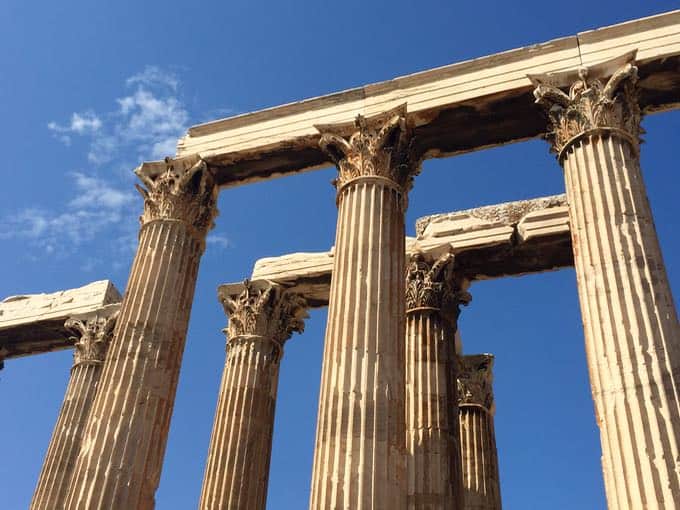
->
[31,306,118,510]
[65,156,218,509]
[532,54,680,509]
[458,354,501,510]
[309,105,420,509]
[200,281,308,510]
[404,252,470,509]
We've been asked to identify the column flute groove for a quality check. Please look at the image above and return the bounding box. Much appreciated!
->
[532,53,680,509]
[404,252,470,509]
[30,307,119,510]
[457,354,501,510]
[199,281,307,510]
[309,105,421,509]
[64,156,218,510]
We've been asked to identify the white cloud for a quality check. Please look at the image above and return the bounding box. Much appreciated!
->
[48,111,102,138]
[0,174,136,260]
[68,172,135,210]
[207,233,230,250]
[2,66,231,270]
[126,65,179,91]
[115,88,187,160]
[48,66,187,165]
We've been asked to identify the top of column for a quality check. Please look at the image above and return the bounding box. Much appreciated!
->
[458,354,495,413]
[315,104,421,201]
[529,51,641,160]
[405,252,471,321]
[218,280,309,356]
[64,303,120,368]
[134,155,219,244]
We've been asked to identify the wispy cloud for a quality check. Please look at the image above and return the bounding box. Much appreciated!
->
[49,65,188,166]
[4,65,231,272]
[207,233,230,250]
[68,171,135,209]
[0,174,136,259]
[126,65,179,91]
[48,111,103,145]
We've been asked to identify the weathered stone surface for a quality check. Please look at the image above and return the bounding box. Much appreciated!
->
[458,355,501,510]
[309,109,417,510]
[405,253,469,509]
[200,282,307,510]
[248,195,571,308]
[31,305,119,510]
[171,11,680,188]
[0,280,122,360]
[64,157,218,510]
[533,54,680,509]
[416,195,567,237]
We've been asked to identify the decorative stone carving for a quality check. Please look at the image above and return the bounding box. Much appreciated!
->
[315,104,421,193]
[65,310,118,367]
[221,280,308,349]
[457,354,494,411]
[531,58,641,158]
[201,280,308,510]
[405,252,471,316]
[415,194,567,237]
[135,156,218,243]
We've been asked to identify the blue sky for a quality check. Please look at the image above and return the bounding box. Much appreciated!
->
[1,1,678,509]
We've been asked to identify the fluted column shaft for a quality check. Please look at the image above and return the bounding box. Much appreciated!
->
[310,106,419,509]
[31,307,119,510]
[533,58,680,509]
[405,253,468,509]
[64,157,218,510]
[458,355,501,510]
[200,282,307,510]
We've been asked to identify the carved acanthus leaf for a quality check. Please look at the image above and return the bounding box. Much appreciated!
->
[531,61,641,157]
[457,354,494,411]
[316,104,421,194]
[405,252,471,316]
[65,310,119,367]
[135,157,218,242]
[221,280,308,347]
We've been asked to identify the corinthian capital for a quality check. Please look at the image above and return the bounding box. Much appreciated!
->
[65,305,119,367]
[134,155,218,242]
[315,104,421,194]
[219,280,308,349]
[457,354,494,412]
[405,252,471,317]
[529,52,641,158]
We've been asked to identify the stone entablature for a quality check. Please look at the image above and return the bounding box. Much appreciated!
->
[244,194,571,307]
[172,12,680,187]
[0,280,122,360]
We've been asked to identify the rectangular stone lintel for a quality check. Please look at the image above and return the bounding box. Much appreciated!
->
[167,11,680,188]
[227,195,572,307]
[0,280,123,360]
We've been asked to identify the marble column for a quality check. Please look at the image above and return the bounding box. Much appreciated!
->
[532,54,680,509]
[405,252,470,509]
[309,105,420,509]
[31,306,119,510]
[199,281,308,510]
[64,156,218,509]
[458,354,501,510]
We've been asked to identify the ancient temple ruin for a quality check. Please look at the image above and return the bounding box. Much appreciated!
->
[1,10,679,510]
